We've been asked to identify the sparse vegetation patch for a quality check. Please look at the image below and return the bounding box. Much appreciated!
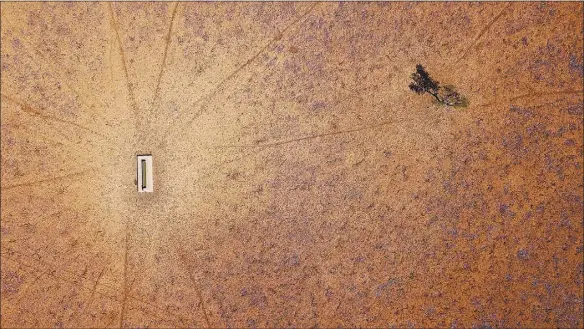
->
[409,64,468,107]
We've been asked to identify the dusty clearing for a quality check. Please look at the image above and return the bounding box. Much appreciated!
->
[1,2,583,328]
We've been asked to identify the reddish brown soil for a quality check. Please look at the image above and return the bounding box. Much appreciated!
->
[1,2,583,328]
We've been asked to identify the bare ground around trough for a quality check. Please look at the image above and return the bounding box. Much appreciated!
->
[1,2,583,328]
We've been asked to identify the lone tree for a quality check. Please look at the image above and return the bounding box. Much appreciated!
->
[409,64,468,107]
[409,64,443,103]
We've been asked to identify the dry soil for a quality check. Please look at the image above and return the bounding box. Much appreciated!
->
[1,2,583,328]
